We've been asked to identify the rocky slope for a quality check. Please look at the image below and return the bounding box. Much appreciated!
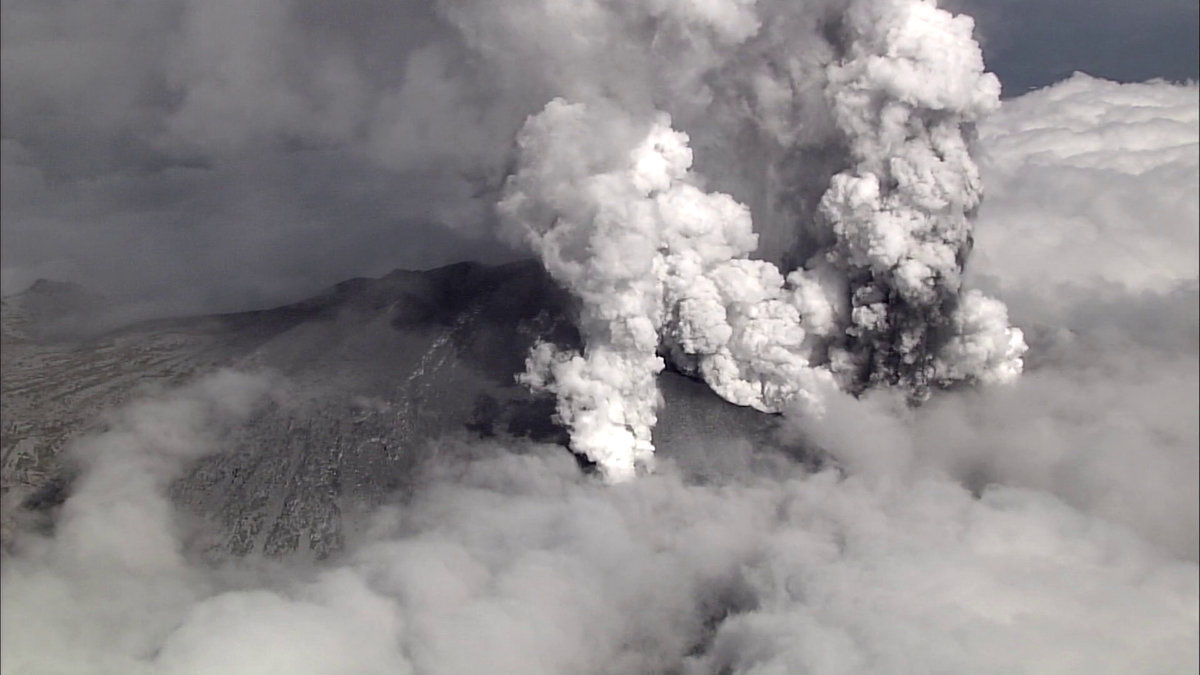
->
[1,260,780,558]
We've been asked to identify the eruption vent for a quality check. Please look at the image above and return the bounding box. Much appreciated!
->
[490,0,1026,481]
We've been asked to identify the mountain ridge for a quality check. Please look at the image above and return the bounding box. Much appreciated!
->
[1,259,783,557]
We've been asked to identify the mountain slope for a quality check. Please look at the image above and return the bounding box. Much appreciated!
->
[1,260,780,557]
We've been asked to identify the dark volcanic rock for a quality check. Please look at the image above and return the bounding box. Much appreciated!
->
[1,260,779,557]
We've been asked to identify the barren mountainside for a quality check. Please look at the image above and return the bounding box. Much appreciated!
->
[1,260,779,558]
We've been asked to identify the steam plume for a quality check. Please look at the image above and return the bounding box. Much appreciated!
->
[817,0,1025,398]
[491,0,1026,479]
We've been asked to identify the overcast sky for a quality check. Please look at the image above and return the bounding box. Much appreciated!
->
[1,0,1197,317]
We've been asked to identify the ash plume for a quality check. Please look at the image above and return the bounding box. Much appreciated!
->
[485,0,1026,478]
[817,0,1025,400]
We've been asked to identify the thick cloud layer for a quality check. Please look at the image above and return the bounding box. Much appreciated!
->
[940,73,1200,559]
[3,384,1197,674]
[777,73,1200,561]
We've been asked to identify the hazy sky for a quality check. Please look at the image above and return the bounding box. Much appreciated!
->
[1,0,1196,317]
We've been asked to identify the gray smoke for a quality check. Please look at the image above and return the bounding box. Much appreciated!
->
[484,0,1025,478]
[2,0,1024,471]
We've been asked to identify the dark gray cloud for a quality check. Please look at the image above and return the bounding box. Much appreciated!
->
[1,0,526,316]
[3,0,1196,317]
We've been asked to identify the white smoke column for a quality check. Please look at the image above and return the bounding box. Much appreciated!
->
[499,100,680,481]
[817,0,1026,397]
[495,0,1027,477]
[503,101,846,480]
[501,96,835,479]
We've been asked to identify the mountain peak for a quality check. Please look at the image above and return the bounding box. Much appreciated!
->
[4,279,110,342]
[24,279,86,296]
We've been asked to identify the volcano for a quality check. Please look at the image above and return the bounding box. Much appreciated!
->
[1,260,782,558]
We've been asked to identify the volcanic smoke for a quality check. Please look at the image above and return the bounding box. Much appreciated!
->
[481,0,1027,481]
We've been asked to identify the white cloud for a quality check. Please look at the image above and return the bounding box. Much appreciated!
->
[971,72,1200,295]
[1,370,277,675]
[913,73,1200,560]
[4,437,1196,674]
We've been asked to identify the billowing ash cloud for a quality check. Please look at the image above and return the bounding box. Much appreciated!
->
[816,0,1025,397]
[499,99,832,480]
[488,0,1026,478]
[3,368,1198,674]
